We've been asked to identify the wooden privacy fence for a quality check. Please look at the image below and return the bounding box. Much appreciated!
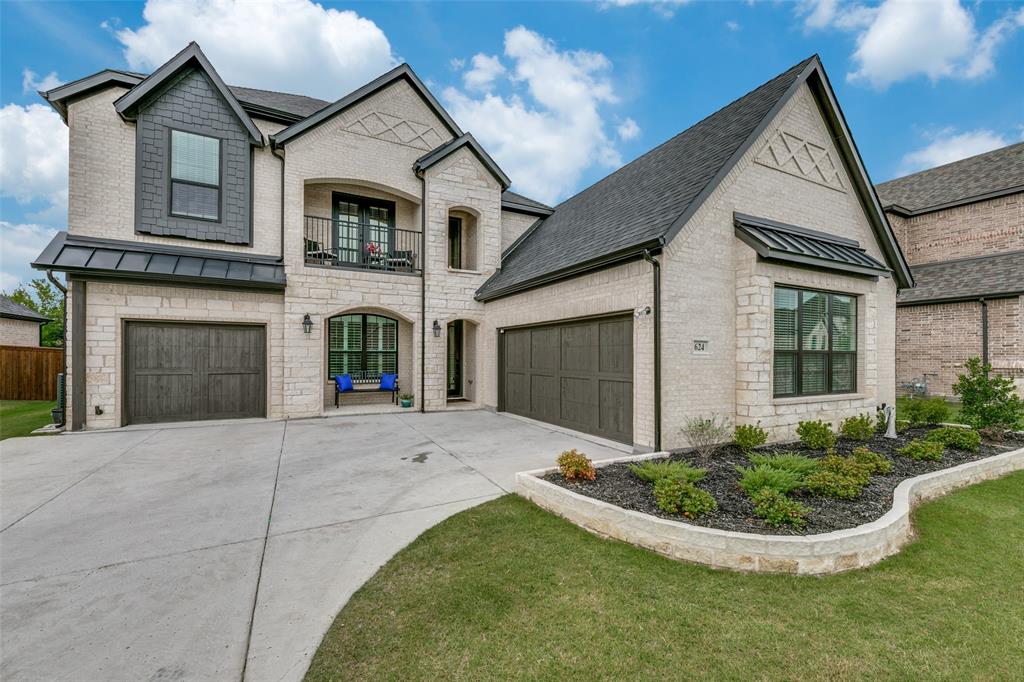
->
[0,345,63,401]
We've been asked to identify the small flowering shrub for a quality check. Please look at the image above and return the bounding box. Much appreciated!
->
[628,460,706,485]
[748,452,820,479]
[735,464,803,496]
[734,422,768,452]
[925,426,981,453]
[840,414,875,441]
[557,449,596,481]
[750,488,810,528]
[796,420,837,451]
[851,446,893,474]
[653,478,717,518]
[897,439,944,462]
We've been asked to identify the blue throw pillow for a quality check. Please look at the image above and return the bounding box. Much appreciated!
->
[380,373,397,391]
[335,374,354,392]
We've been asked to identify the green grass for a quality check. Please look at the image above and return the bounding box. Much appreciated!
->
[0,400,57,440]
[307,473,1024,682]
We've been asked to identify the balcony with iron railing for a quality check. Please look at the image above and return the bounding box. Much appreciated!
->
[304,215,421,274]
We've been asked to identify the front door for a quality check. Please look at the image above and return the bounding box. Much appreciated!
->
[447,320,463,398]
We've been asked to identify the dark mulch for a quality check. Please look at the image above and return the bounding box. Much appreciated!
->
[543,427,1024,536]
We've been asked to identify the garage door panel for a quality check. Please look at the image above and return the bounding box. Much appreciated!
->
[501,315,632,444]
[125,322,265,425]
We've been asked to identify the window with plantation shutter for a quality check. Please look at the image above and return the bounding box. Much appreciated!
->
[773,286,856,397]
[170,130,221,220]
[327,314,397,382]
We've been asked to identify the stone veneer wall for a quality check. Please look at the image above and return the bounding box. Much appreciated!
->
[660,82,895,446]
[897,296,1022,397]
[887,191,1023,266]
[0,318,41,347]
[73,281,284,430]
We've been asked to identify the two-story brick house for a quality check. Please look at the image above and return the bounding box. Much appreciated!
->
[34,43,912,450]
[877,143,1023,398]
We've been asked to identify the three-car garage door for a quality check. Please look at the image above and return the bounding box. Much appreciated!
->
[124,321,266,425]
[500,315,633,444]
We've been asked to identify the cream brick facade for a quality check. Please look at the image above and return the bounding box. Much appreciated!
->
[0,318,41,346]
[500,210,537,252]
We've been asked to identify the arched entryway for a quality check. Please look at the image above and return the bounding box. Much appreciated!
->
[446,318,479,403]
[322,308,413,409]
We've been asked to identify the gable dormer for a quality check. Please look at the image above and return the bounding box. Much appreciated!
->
[115,43,263,246]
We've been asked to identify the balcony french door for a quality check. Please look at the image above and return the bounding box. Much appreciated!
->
[333,192,395,265]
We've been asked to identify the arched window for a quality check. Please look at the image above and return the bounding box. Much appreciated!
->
[327,314,397,382]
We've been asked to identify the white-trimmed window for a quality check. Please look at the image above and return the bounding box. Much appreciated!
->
[773,286,856,397]
[170,130,221,220]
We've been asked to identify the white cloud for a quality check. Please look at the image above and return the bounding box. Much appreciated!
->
[898,128,1009,174]
[463,54,506,92]
[600,0,692,18]
[725,20,741,32]
[22,69,63,94]
[449,57,465,71]
[0,222,59,292]
[617,117,641,141]
[443,27,628,205]
[114,0,398,101]
[802,0,1024,89]
[0,103,68,222]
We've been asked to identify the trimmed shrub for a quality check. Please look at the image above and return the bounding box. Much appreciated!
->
[557,449,596,481]
[840,414,875,441]
[734,422,768,452]
[925,426,981,452]
[804,470,863,499]
[750,488,810,528]
[875,408,888,434]
[897,439,944,462]
[653,479,717,518]
[735,464,803,496]
[900,397,951,427]
[680,415,732,460]
[851,446,893,474]
[953,357,1024,429]
[629,460,706,485]
[820,454,873,485]
[978,425,1006,443]
[796,420,837,451]
[748,453,820,478]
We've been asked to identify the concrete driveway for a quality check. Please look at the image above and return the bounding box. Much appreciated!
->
[0,410,624,682]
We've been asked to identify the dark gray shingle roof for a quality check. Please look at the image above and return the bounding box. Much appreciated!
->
[501,191,553,215]
[897,250,1024,305]
[32,233,286,290]
[229,86,329,120]
[476,56,816,300]
[0,295,49,322]
[877,142,1024,214]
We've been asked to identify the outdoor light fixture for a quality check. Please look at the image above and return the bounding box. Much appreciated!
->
[432,320,442,337]
[634,305,652,318]
[302,313,313,334]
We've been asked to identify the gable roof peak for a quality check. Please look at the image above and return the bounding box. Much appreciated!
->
[113,42,263,145]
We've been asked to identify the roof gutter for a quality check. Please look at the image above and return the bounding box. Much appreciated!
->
[896,290,1024,307]
[476,239,665,302]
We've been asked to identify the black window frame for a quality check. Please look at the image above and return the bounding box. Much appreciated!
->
[326,313,398,382]
[331,191,396,265]
[448,215,463,269]
[773,286,857,398]
[168,127,223,223]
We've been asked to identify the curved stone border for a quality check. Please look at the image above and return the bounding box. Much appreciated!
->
[516,446,1024,575]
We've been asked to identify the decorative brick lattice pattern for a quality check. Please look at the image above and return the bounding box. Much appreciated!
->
[344,112,445,151]
[756,129,845,192]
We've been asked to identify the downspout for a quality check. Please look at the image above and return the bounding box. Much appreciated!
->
[980,298,989,366]
[642,248,662,451]
[417,169,426,412]
[272,145,286,260]
[47,270,68,426]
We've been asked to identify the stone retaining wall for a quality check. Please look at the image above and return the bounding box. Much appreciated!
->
[516,446,1024,575]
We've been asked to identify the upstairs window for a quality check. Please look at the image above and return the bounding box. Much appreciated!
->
[170,130,221,221]
[448,216,463,269]
[773,287,856,397]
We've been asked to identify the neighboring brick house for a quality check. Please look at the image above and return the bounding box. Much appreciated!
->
[34,44,911,450]
[0,295,49,347]
[876,143,1023,398]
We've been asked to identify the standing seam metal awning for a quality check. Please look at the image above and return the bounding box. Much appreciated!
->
[733,212,891,278]
[31,232,286,290]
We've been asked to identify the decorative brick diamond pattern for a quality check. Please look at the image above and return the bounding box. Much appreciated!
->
[345,111,444,151]
[756,130,845,192]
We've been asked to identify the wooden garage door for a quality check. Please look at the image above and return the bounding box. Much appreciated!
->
[501,315,633,444]
[125,322,266,425]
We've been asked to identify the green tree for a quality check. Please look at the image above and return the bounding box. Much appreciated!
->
[4,278,64,347]
[952,357,1024,428]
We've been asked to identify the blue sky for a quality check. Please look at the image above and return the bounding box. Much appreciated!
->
[2,0,1022,292]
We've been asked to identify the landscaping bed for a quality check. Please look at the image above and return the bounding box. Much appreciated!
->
[543,426,1024,536]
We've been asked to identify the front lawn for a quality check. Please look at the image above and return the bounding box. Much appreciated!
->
[307,473,1024,681]
[0,400,57,440]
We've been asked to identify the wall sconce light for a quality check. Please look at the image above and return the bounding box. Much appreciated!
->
[302,313,313,334]
[432,320,442,337]
[634,305,652,318]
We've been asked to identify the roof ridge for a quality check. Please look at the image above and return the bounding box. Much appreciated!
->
[878,141,1024,188]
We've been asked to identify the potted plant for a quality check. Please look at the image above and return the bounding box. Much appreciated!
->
[399,393,414,408]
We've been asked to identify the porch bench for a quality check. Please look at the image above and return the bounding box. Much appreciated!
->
[334,373,399,407]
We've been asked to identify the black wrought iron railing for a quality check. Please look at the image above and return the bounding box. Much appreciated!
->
[304,215,420,273]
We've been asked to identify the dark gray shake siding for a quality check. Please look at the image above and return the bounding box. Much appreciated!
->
[135,68,252,244]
